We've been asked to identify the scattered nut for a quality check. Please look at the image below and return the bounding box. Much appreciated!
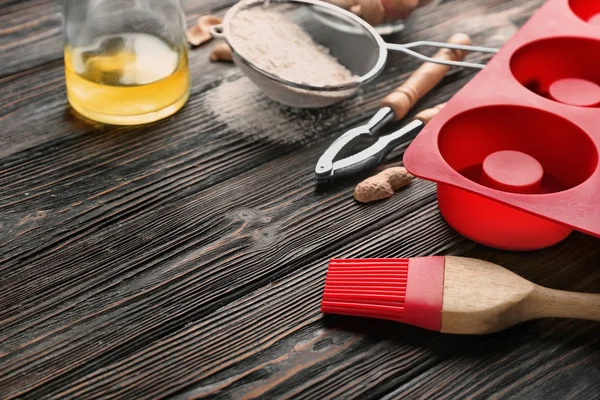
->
[356,0,386,26]
[210,42,233,62]
[354,167,414,203]
[323,0,357,10]
[385,0,419,16]
[349,0,423,24]
[186,15,222,47]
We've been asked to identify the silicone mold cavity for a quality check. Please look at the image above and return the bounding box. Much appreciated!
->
[569,0,600,25]
[437,105,598,193]
[510,37,600,107]
[434,105,597,250]
[436,183,573,250]
[403,0,600,251]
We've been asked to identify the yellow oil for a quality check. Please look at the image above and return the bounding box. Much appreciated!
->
[64,33,190,125]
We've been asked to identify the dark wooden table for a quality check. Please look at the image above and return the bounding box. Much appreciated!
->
[1,0,599,398]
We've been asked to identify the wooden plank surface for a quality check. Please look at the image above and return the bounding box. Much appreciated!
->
[1,0,599,398]
[0,0,238,78]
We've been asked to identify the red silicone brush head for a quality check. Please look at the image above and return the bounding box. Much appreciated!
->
[322,258,409,322]
[321,257,446,331]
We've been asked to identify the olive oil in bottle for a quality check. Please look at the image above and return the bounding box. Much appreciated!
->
[64,32,190,125]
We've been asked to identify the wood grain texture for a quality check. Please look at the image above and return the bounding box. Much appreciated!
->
[1,0,599,399]
[391,241,600,400]
[441,257,600,334]
[530,287,600,322]
[0,0,238,77]
[441,256,536,334]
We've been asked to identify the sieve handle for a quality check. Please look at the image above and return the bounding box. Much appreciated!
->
[381,33,471,121]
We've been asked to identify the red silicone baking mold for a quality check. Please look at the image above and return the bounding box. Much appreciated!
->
[403,0,600,251]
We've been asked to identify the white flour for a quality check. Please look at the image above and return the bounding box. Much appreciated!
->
[204,72,362,144]
[205,76,318,143]
[229,6,357,87]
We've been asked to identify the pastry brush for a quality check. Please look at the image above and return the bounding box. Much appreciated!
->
[321,256,600,334]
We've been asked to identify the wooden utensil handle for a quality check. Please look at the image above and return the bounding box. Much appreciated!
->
[414,102,446,124]
[381,33,471,121]
[531,286,600,322]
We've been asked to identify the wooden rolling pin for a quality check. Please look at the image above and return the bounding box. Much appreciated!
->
[323,32,470,162]
[381,32,471,121]
[322,256,600,334]
[413,102,445,123]
[316,34,475,184]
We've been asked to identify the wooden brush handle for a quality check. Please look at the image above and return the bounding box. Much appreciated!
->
[530,286,600,322]
[439,256,600,335]
[381,33,471,121]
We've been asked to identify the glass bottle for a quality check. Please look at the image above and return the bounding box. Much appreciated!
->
[63,0,190,125]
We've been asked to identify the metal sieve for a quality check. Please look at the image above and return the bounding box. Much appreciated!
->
[210,0,498,108]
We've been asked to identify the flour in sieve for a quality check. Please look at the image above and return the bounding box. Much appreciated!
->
[229,6,358,87]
